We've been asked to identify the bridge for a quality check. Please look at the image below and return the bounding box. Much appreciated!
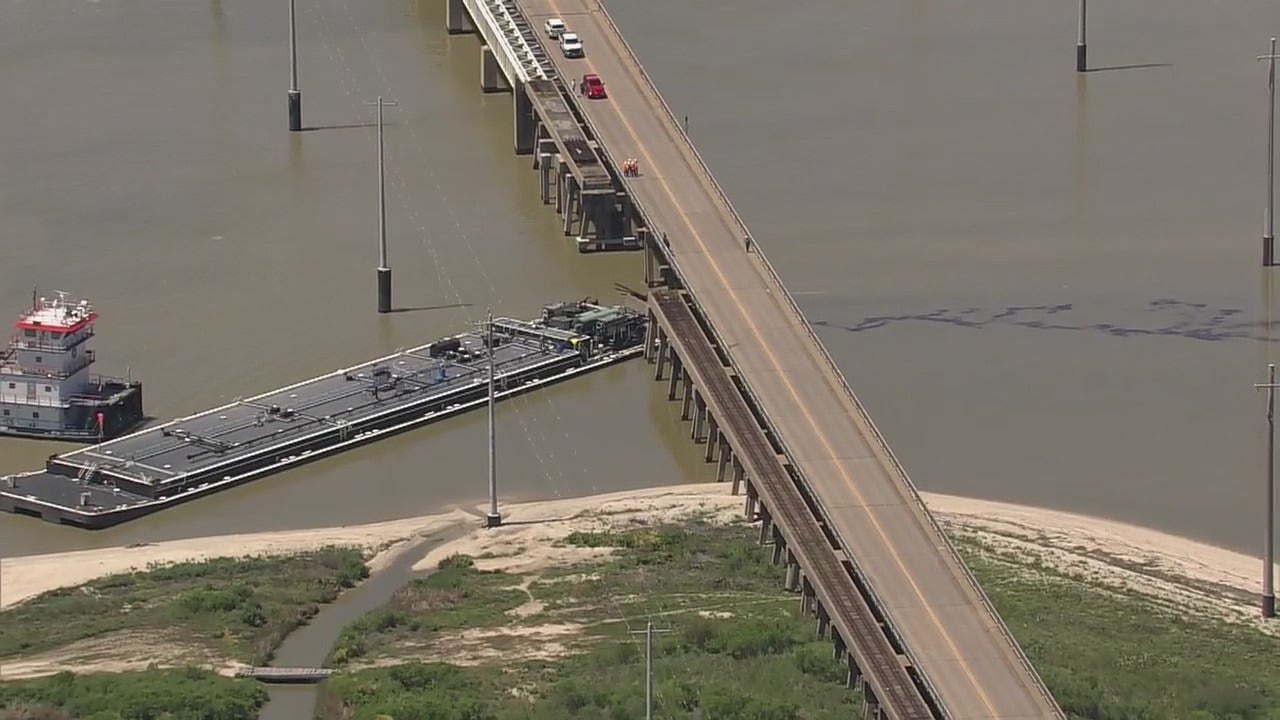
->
[444,1,1067,718]
[232,666,333,683]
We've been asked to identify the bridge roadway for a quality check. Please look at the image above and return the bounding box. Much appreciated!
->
[513,1,1065,717]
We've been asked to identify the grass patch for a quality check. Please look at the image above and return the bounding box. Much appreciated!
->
[0,667,266,720]
[955,536,1280,719]
[322,521,1280,719]
[0,546,368,665]
[327,553,527,666]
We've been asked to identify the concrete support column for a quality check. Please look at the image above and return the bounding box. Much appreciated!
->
[731,457,744,496]
[799,578,814,613]
[445,0,475,34]
[562,175,580,235]
[644,312,658,363]
[704,420,719,461]
[654,332,669,380]
[832,631,846,661]
[554,164,567,214]
[784,555,800,592]
[744,480,757,520]
[666,356,681,400]
[758,508,772,545]
[715,441,730,481]
[815,602,830,639]
[691,392,706,441]
[512,84,534,155]
[771,532,784,564]
[680,375,694,420]
[618,192,633,238]
[480,45,507,92]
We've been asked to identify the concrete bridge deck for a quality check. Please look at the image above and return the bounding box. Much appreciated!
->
[512,0,1065,717]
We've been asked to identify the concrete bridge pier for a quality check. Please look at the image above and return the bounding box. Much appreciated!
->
[679,374,694,419]
[653,331,669,378]
[561,174,581,235]
[666,356,682,399]
[832,630,847,662]
[444,0,475,33]
[533,140,556,205]
[480,45,509,92]
[512,84,535,155]
[784,551,800,592]
[690,391,706,441]
[731,456,744,495]
[644,312,659,362]
[744,480,758,520]
[715,437,731,480]
[771,530,785,564]
[757,507,772,545]
[704,423,720,462]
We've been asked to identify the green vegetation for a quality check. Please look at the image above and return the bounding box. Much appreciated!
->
[319,521,860,719]
[0,546,367,665]
[319,521,1280,720]
[955,536,1280,720]
[0,667,266,720]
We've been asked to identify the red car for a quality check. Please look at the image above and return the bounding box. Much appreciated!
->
[579,74,607,100]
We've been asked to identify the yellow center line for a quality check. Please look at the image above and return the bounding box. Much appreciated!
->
[539,0,1001,714]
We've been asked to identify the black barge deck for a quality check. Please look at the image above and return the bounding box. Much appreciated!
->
[0,303,645,529]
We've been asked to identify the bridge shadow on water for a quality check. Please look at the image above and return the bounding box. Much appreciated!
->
[813,299,1271,343]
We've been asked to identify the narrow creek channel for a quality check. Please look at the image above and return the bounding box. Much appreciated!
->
[256,522,472,720]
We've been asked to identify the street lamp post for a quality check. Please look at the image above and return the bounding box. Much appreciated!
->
[288,0,302,131]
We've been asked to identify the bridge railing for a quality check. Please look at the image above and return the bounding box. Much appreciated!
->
[589,0,1059,711]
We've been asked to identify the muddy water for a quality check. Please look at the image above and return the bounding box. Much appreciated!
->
[255,525,468,720]
[0,0,712,557]
[2,0,1279,562]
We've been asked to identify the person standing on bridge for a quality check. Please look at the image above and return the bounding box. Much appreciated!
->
[744,234,752,253]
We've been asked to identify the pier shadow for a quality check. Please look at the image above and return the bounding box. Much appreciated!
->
[298,122,382,133]
[387,302,473,314]
[1084,62,1171,73]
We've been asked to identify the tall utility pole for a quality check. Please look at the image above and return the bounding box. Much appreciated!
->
[287,0,302,131]
[628,622,671,720]
[1256,364,1278,618]
[365,97,398,313]
[485,311,502,528]
[1260,38,1278,266]
[1076,0,1087,72]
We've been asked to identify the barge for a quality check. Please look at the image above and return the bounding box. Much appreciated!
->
[0,291,144,442]
[0,300,646,529]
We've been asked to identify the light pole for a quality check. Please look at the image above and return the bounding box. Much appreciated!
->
[288,0,302,131]
[485,311,502,528]
[628,622,671,720]
[1260,38,1278,266]
[1254,364,1278,618]
[365,97,398,314]
[1076,0,1087,72]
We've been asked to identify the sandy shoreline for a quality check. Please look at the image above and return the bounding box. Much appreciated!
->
[3,483,1274,616]
[2,482,1277,680]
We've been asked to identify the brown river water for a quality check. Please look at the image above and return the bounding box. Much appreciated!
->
[2,0,1279,563]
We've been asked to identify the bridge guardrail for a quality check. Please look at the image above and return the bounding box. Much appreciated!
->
[588,0,1060,712]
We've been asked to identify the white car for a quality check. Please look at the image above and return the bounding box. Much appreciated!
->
[544,17,566,39]
[559,32,584,58]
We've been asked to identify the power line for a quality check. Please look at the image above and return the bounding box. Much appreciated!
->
[628,621,672,720]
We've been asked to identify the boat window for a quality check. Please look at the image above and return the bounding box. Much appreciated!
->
[6,383,13,389]
[44,386,51,392]
[35,356,42,363]
[32,411,39,419]
[23,329,35,338]
[1,409,8,416]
